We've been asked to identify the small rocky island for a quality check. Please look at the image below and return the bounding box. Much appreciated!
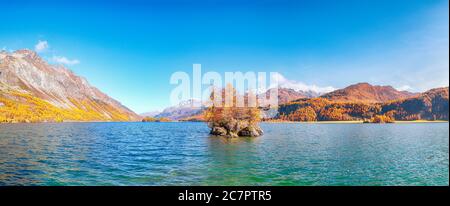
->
[204,84,263,138]
[208,119,263,138]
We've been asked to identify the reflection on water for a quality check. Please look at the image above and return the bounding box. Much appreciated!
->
[0,122,448,185]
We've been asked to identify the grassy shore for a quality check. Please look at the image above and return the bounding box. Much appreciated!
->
[394,120,448,123]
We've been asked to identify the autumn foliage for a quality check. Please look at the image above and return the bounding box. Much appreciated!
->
[204,84,262,137]
[280,106,317,121]
[275,87,449,122]
[278,98,382,121]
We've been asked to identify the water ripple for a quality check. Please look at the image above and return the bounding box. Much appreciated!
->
[0,122,448,185]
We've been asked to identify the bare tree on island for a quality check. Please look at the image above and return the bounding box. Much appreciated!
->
[204,84,263,138]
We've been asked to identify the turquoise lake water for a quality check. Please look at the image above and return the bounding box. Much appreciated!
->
[0,122,448,185]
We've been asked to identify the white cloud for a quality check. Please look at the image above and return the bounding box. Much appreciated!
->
[52,56,80,65]
[271,72,336,94]
[34,40,49,52]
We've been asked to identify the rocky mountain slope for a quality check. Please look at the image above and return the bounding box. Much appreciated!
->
[277,85,448,122]
[139,111,161,118]
[0,49,139,122]
[320,82,415,103]
[382,87,449,120]
[261,87,321,105]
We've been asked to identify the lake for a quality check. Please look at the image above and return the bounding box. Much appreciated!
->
[0,122,448,186]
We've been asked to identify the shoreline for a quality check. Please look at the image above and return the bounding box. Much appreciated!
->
[1,120,448,124]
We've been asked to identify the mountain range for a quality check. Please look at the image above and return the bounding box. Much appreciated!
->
[1,49,448,123]
[278,84,448,121]
[145,87,323,121]
[154,83,448,122]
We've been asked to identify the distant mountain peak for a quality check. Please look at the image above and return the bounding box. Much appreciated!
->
[260,87,321,105]
[140,111,161,118]
[151,98,207,121]
[14,49,36,55]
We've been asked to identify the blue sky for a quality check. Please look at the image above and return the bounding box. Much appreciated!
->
[1,0,448,113]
